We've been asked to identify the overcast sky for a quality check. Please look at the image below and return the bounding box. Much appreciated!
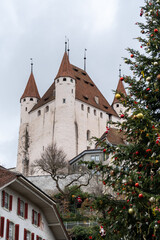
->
[0,0,145,168]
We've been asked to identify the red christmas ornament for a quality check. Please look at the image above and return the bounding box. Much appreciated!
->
[151,34,154,37]
[154,29,158,33]
[139,193,143,198]
[131,54,134,58]
[140,46,143,48]
[135,183,139,187]
[138,176,142,179]
[140,8,143,17]
[146,87,150,91]
[103,149,106,153]
[89,236,92,239]
[127,199,130,203]
[152,125,155,129]
[121,114,125,118]
[134,101,138,104]
[139,164,143,168]
[157,220,160,224]
[146,149,152,153]
[135,151,139,155]
[120,77,124,81]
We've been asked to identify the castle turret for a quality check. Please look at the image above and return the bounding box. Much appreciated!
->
[112,78,127,117]
[54,51,77,160]
[20,70,40,124]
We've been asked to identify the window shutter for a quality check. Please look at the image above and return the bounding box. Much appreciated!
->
[38,213,41,227]
[2,190,5,207]
[17,198,21,215]
[6,219,10,239]
[36,235,39,240]
[32,209,34,224]
[15,224,19,240]
[24,228,27,240]
[0,217,5,237]
[31,233,34,240]
[9,195,13,211]
[24,203,28,219]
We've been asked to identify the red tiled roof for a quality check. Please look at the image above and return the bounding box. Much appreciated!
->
[21,72,40,100]
[112,79,127,105]
[30,54,118,117]
[0,166,18,188]
[55,52,75,79]
[100,128,126,145]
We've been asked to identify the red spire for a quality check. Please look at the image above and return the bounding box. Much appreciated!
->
[112,79,127,105]
[55,52,75,79]
[21,72,40,100]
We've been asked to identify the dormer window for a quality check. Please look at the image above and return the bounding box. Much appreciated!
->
[94,96,99,104]
[63,78,66,81]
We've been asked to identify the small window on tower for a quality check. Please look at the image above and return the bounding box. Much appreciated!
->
[70,79,73,83]
[100,112,103,118]
[57,79,59,83]
[25,107,27,111]
[87,107,90,113]
[94,109,96,116]
[81,104,84,110]
[38,110,41,116]
[116,104,119,107]
[45,106,49,113]
[30,98,33,101]
[23,99,26,102]
[71,89,73,94]
[63,99,66,103]
[63,78,66,81]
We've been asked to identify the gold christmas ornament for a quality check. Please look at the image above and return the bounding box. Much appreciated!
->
[154,62,158,66]
[157,74,160,81]
[128,208,134,214]
[137,113,144,119]
[146,77,151,81]
[149,197,156,203]
[115,93,121,99]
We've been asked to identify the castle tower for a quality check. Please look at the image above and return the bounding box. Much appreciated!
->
[54,52,77,160]
[17,69,40,175]
[112,78,127,117]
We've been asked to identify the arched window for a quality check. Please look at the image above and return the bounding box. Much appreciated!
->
[116,104,119,108]
[23,98,26,102]
[37,110,41,116]
[87,130,91,140]
[87,107,90,113]
[81,104,84,110]
[30,98,33,101]
[63,78,66,81]
[25,107,27,111]
[45,106,49,113]
[94,109,96,116]
[100,112,103,118]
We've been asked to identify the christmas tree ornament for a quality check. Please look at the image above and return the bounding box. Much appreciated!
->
[125,59,128,63]
[139,193,143,198]
[157,74,160,81]
[155,224,158,229]
[135,183,139,187]
[141,30,145,33]
[145,13,148,16]
[137,113,144,119]
[115,93,121,99]
[110,170,115,176]
[131,54,134,58]
[103,149,106,152]
[99,226,106,237]
[146,87,150,91]
[149,196,155,203]
[120,77,124,81]
[146,76,151,81]
[121,114,125,118]
[140,8,143,17]
[128,208,134,214]
[154,62,158,66]
[154,29,158,33]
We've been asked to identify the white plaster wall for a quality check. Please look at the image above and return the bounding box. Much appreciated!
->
[0,186,55,240]
[20,97,38,124]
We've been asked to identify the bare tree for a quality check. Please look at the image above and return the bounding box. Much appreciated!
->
[33,144,93,201]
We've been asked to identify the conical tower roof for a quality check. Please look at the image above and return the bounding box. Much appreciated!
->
[55,52,75,79]
[112,79,127,105]
[21,72,40,100]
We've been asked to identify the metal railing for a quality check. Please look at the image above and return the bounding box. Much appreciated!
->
[64,221,97,230]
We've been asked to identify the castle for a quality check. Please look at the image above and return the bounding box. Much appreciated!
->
[16,48,126,176]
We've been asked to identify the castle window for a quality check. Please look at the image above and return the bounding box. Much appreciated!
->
[103,105,108,109]
[37,110,41,116]
[87,107,90,113]
[63,78,66,81]
[81,104,84,110]
[71,89,73,93]
[70,79,73,83]
[57,79,59,83]
[25,107,27,111]
[76,76,80,80]
[73,68,78,72]
[63,98,66,103]
[23,98,26,102]
[30,98,33,101]
[116,104,119,107]
[2,190,12,211]
[45,106,49,113]
[95,96,99,104]
[94,109,96,116]
[100,112,103,118]
[87,130,91,140]
[82,72,87,76]
[90,83,94,87]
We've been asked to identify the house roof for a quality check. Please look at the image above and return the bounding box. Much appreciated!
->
[0,166,69,240]
[100,128,126,145]
[21,72,40,100]
[112,79,127,105]
[30,53,118,117]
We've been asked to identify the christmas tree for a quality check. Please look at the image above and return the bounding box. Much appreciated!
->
[91,0,160,239]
